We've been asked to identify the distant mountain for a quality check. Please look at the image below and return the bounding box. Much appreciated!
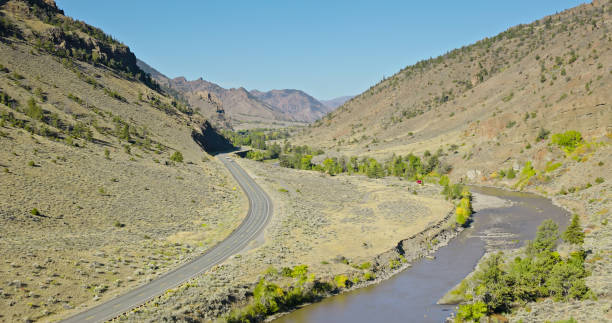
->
[320,95,355,110]
[249,89,331,122]
[137,60,341,126]
[170,77,294,125]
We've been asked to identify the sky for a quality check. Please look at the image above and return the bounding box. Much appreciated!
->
[56,0,588,100]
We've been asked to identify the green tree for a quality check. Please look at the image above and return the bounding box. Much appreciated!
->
[299,155,313,170]
[528,219,559,255]
[475,252,514,313]
[322,158,337,175]
[546,260,588,301]
[537,221,559,244]
[562,214,584,245]
[366,158,384,178]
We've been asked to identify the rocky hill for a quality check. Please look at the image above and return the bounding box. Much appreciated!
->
[0,1,241,321]
[296,0,611,187]
[169,76,295,126]
[137,61,341,127]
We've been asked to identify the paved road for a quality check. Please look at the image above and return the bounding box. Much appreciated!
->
[62,153,272,323]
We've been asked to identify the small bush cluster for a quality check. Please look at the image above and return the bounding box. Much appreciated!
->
[226,268,334,323]
[552,130,583,153]
[514,161,536,189]
[455,189,472,226]
[455,219,590,321]
[170,151,183,163]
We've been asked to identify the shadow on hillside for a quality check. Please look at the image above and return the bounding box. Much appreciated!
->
[191,120,236,155]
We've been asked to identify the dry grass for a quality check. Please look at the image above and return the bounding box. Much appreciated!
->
[0,39,247,322]
[121,156,453,321]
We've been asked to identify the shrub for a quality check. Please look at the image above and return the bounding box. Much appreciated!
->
[103,88,127,102]
[456,206,469,226]
[443,183,464,200]
[501,92,514,102]
[595,177,604,184]
[456,301,487,322]
[25,98,43,120]
[439,175,450,186]
[515,161,536,189]
[455,189,472,226]
[545,162,562,172]
[389,258,401,269]
[552,131,583,153]
[506,168,516,179]
[334,275,350,288]
[30,208,40,216]
[113,221,125,228]
[170,151,183,163]
[289,265,309,283]
[27,160,35,167]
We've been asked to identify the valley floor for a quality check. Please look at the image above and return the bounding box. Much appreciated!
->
[121,156,454,321]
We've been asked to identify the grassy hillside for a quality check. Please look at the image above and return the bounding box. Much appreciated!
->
[0,1,244,321]
[296,0,611,188]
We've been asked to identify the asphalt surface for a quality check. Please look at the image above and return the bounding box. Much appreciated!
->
[62,153,272,323]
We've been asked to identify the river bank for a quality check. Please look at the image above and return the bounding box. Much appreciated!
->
[437,180,611,323]
[272,186,574,323]
[119,157,456,321]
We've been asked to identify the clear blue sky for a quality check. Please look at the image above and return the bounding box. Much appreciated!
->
[56,0,587,100]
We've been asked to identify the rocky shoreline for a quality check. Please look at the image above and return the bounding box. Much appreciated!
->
[438,181,612,323]
[265,207,462,322]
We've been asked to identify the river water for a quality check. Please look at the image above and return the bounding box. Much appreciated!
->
[274,186,570,323]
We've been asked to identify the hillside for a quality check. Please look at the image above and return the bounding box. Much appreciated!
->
[0,1,243,321]
[296,0,611,187]
[288,2,611,320]
[320,95,354,110]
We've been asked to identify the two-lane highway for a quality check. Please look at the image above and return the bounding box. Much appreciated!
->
[63,153,272,323]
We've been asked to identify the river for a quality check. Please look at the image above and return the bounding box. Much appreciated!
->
[273,186,570,323]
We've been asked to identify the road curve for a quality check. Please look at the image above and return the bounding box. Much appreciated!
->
[62,153,272,323]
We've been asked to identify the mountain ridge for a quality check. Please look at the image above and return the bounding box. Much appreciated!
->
[295,0,611,186]
[136,59,346,126]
